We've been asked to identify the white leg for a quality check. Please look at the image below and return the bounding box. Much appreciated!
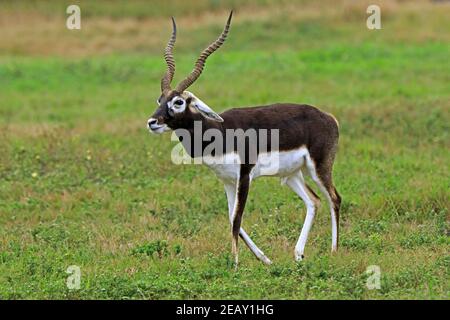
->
[285,172,316,261]
[224,182,237,225]
[305,155,338,252]
[224,183,272,265]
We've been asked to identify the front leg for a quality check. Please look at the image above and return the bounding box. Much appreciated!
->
[231,173,249,267]
[230,165,256,268]
[224,183,272,265]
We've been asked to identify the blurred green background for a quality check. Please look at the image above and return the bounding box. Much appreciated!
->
[0,0,448,299]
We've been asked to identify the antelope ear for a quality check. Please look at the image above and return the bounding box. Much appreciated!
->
[184,91,224,122]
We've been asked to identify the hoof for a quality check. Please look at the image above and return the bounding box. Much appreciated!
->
[261,255,272,265]
[295,253,304,262]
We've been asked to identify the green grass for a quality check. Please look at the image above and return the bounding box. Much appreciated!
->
[0,0,449,299]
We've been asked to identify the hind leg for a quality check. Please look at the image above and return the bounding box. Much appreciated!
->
[285,171,320,261]
[305,155,341,252]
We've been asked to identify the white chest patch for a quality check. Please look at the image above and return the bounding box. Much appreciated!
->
[203,153,241,183]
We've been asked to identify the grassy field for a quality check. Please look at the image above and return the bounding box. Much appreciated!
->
[0,0,449,299]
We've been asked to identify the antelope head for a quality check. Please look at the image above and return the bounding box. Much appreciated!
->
[147,12,233,134]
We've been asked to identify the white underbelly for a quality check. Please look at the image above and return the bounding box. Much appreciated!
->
[252,147,308,178]
[203,147,309,183]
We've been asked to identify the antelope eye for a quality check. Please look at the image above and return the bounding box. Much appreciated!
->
[174,100,184,106]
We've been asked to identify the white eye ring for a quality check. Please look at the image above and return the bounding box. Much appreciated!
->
[156,99,161,106]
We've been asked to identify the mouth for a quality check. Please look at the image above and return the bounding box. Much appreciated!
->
[149,123,168,134]
[150,124,163,130]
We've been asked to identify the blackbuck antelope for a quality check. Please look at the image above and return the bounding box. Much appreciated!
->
[148,12,341,266]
